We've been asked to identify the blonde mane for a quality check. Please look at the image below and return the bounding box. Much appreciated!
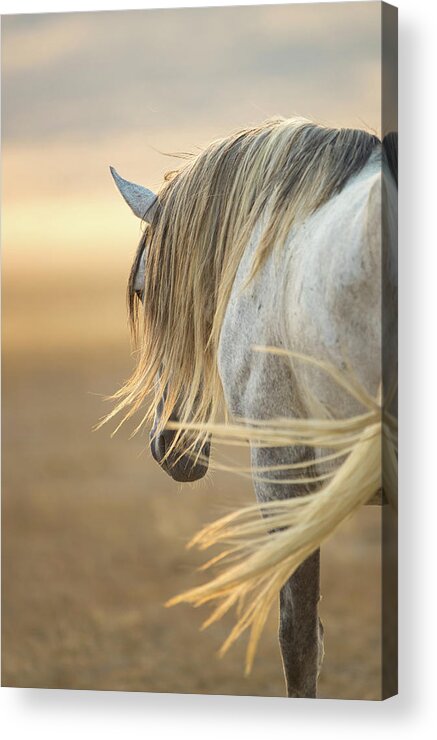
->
[106,117,380,443]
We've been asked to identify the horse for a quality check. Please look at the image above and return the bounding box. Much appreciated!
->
[105,117,398,698]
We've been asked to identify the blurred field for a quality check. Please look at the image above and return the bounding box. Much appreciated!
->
[2,273,382,699]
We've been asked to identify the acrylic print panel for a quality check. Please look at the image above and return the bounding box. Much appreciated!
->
[1,2,397,699]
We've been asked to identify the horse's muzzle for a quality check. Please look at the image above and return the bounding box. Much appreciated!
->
[150,429,210,482]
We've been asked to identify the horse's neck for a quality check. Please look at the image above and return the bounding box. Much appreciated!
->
[218,151,394,424]
[218,216,295,420]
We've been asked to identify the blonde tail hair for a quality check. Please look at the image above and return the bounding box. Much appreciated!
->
[167,359,397,675]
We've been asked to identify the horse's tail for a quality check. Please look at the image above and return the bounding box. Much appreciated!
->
[166,356,397,674]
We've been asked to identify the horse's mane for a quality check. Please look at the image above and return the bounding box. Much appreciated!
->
[107,117,381,446]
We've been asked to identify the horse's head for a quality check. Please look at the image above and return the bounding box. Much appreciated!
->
[110,167,210,483]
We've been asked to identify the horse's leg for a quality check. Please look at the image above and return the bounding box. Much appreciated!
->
[251,445,324,698]
[279,550,323,698]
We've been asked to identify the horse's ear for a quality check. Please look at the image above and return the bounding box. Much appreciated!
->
[109,166,158,222]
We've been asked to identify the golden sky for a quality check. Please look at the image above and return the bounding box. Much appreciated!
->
[2,3,382,279]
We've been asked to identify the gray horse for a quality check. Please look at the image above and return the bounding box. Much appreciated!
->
[108,118,397,698]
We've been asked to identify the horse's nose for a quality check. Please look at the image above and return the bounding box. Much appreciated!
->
[150,429,210,483]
